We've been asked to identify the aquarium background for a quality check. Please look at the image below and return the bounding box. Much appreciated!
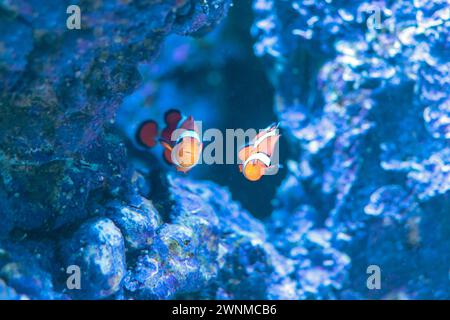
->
[0,0,449,300]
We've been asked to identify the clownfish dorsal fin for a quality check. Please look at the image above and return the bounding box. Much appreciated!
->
[180,115,196,131]
[253,128,268,142]
[250,124,276,146]
[238,144,254,162]
[256,133,280,155]
[253,123,280,155]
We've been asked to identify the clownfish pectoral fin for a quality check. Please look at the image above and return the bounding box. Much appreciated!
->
[136,120,159,148]
[162,147,173,165]
[254,122,278,140]
[254,129,268,142]
[160,140,173,152]
[160,140,175,165]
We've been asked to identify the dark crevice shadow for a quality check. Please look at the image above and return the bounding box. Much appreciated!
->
[194,0,290,219]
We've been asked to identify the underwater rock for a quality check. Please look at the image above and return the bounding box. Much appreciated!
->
[0,279,24,300]
[364,185,417,220]
[107,196,162,251]
[123,175,297,299]
[59,218,126,299]
[0,241,62,300]
[0,0,235,300]
[170,177,295,299]
[0,0,232,235]
[1,138,129,232]
[269,204,351,299]
[125,222,212,299]
[253,0,449,299]
[0,189,14,239]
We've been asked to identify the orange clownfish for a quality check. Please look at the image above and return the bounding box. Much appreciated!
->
[238,123,280,182]
[136,109,203,173]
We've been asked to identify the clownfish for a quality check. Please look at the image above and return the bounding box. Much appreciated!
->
[136,109,202,173]
[238,123,280,182]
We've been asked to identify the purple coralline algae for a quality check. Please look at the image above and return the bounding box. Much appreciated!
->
[0,0,449,300]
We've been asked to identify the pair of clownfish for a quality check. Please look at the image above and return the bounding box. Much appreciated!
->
[136,109,280,182]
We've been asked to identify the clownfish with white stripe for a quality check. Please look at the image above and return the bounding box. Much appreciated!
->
[238,123,280,182]
[136,109,203,173]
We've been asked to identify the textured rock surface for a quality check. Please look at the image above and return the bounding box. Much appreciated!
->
[0,0,239,300]
[59,218,126,299]
[253,0,449,299]
[0,0,231,234]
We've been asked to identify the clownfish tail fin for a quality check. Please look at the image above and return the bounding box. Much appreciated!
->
[136,120,158,148]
